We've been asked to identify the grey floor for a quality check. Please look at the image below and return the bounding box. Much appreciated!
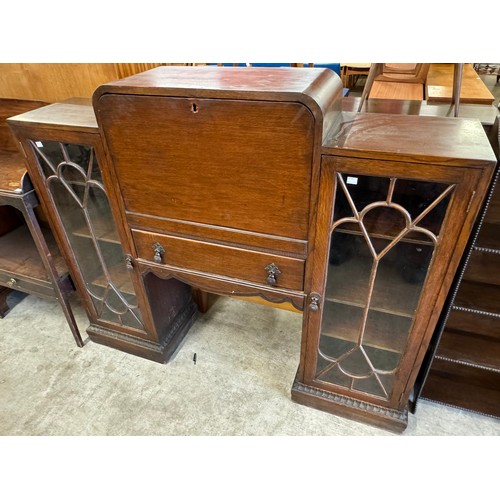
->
[1,290,499,437]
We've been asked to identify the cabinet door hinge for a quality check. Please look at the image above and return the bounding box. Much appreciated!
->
[466,190,476,213]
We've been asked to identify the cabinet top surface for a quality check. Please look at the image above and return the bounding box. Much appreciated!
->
[323,112,497,167]
[93,66,337,102]
[7,102,97,132]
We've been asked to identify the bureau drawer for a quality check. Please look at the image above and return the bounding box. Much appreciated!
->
[132,230,305,291]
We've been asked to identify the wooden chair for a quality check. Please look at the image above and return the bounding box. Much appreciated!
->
[358,63,431,110]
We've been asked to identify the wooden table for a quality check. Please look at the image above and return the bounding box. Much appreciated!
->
[426,63,495,104]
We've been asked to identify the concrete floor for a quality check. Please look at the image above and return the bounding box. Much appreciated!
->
[1,291,499,436]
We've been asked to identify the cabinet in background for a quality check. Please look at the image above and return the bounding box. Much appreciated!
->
[416,126,500,419]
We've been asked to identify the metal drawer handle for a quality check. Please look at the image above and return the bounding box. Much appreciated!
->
[7,278,17,287]
[152,242,165,263]
[265,263,281,286]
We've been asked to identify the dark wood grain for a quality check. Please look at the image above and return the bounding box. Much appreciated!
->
[462,250,500,286]
[414,120,500,417]
[435,326,500,371]
[0,224,67,280]
[0,206,22,236]
[454,280,500,314]
[323,112,497,167]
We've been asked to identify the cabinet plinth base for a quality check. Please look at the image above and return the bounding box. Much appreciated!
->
[86,301,198,364]
[291,376,408,433]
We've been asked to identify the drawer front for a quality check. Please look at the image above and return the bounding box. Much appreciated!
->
[0,270,56,298]
[132,230,305,291]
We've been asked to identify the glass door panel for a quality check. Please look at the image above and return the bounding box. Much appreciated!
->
[30,140,144,331]
[316,173,455,400]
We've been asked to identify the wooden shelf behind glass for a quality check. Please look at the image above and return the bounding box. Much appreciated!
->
[325,255,422,318]
[90,263,136,296]
[72,215,120,245]
[321,301,410,354]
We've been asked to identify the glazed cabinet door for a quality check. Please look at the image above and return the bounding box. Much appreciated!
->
[22,136,147,334]
[301,156,484,412]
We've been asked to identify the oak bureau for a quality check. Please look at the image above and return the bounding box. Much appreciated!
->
[92,67,343,311]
